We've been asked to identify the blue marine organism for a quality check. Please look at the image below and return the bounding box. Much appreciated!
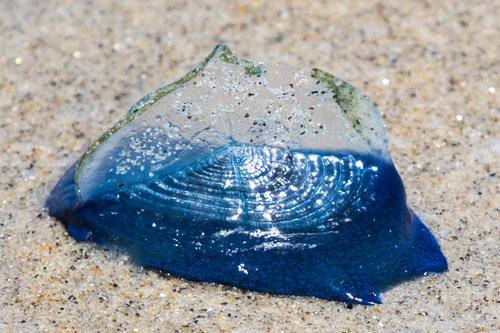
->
[46,45,447,305]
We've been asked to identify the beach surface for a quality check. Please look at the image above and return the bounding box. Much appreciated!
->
[1,0,499,331]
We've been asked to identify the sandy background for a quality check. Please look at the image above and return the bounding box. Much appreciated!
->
[1,0,499,332]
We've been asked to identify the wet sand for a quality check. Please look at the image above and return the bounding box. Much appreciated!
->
[1,0,499,331]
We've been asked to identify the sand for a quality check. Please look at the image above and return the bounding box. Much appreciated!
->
[1,0,499,332]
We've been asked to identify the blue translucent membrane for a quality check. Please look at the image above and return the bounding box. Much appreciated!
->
[46,45,447,305]
[47,146,447,305]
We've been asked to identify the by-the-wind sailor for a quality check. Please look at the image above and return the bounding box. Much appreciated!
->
[46,45,447,305]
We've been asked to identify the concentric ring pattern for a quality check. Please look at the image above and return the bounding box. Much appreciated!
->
[127,145,376,230]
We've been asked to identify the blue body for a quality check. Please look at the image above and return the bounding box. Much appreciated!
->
[46,152,447,305]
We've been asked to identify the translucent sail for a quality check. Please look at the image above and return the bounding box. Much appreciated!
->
[75,45,389,202]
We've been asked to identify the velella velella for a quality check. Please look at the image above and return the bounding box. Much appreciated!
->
[46,45,447,305]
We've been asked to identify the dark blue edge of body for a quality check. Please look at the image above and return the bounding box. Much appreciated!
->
[45,152,448,305]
